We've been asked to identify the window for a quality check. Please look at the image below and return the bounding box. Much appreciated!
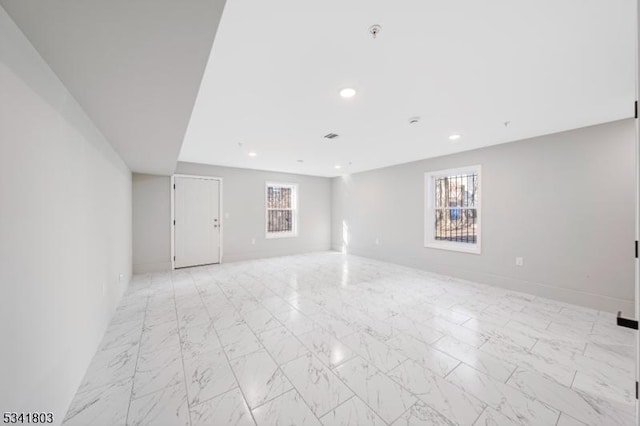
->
[424,165,481,253]
[266,182,298,238]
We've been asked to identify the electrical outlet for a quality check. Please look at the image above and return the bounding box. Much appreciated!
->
[251,238,256,245]
[118,273,125,282]
[515,257,524,267]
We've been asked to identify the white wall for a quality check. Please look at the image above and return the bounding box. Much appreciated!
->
[175,162,332,262]
[332,120,636,313]
[133,173,171,273]
[0,7,132,424]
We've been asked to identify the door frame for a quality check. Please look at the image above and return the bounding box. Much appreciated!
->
[171,174,223,270]
[635,0,639,419]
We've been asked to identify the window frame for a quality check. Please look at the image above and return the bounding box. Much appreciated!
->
[424,165,482,254]
[265,182,299,239]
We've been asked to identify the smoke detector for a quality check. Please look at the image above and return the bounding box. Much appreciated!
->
[408,116,420,125]
[369,24,382,39]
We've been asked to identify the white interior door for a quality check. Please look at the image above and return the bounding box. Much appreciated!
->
[174,176,220,268]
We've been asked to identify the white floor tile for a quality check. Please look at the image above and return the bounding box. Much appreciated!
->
[63,380,132,426]
[335,357,417,424]
[77,343,139,394]
[319,396,385,426]
[275,308,318,336]
[251,389,321,426]
[472,407,520,426]
[434,336,516,382]
[139,320,180,356]
[64,253,633,426]
[242,308,281,334]
[282,353,353,417]
[299,329,356,368]
[132,345,183,399]
[259,325,309,365]
[446,363,559,425]
[556,413,588,426]
[218,322,264,359]
[190,388,255,426]
[341,331,406,372]
[387,360,485,425]
[179,321,222,359]
[386,332,459,377]
[127,382,190,426]
[99,319,144,351]
[391,401,457,426]
[230,349,293,409]
[507,368,635,426]
[183,348,237,406]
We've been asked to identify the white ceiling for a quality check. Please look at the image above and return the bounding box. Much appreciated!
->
[1,0,226,175]
[180,0,636,177]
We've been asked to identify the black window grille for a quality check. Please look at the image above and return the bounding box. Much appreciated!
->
[434,173,478,243]
[267,185,295,234]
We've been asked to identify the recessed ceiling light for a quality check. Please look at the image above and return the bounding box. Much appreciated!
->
[248,152,257,157]
[334,165,342,169]
[339,88,356,98]
[448,134,461,141]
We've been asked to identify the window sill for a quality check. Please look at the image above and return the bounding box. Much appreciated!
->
[266,233,298,239]
[424,241,481,254]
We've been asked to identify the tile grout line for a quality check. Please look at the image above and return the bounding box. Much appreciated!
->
[442,360,462,380]
[124,254,633,426]
[278,351,360,421]
[177,320,247,406]
[195,269,260,426]
[173,271,196,426]
[252,289,396,424]
[503,364,518,385]
[470,407,488,426]
[444,359,564,423]
[386,358,474,426]
[385,399,418,425]
[124,274,152,425]
[227,295,325,424]
[569,370,578,389]
[554,410,562,426]
[324,355,403,425]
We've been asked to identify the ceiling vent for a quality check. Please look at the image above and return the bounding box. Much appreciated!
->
[324,133,339,139]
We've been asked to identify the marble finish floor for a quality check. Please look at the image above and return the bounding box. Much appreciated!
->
[63,252,636,426]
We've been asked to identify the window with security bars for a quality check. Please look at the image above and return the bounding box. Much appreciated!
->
[266,182,298,238]
[424,166,481,253]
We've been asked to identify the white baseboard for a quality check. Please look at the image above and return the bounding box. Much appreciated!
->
[133,261,172,274]
[336,246,634,315]
[222,245,331,263]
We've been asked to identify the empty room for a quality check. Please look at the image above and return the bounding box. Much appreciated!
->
[1,1,639,425]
